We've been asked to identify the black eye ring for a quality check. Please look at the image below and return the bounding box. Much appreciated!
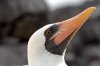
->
[44,28,52,36]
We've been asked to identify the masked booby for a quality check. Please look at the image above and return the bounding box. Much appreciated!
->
[24,7,96,66]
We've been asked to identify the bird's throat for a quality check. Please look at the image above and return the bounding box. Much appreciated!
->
[28,46,66,66]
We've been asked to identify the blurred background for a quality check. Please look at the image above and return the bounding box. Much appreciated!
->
[0,0,100,66]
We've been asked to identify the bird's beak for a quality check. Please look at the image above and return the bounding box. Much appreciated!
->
[50,7,96,45]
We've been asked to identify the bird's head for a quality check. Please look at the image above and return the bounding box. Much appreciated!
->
[27,7,96,66]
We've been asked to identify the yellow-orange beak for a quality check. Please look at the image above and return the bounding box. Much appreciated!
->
[50,7,96,45]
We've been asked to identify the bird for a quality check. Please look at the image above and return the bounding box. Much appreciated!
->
[21,7,96,66]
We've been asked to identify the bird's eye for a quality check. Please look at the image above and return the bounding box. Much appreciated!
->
[44,28,52,36]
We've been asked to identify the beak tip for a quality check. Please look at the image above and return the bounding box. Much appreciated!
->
[93,7,96,10]
[89,7,96,12]
[90,7,96,9]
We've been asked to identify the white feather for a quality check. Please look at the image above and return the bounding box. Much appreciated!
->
[27,24,67,66]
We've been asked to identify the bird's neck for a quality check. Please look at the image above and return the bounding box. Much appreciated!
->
[28,44,67,66]
[27,33,67,66]
[28,50,67,66]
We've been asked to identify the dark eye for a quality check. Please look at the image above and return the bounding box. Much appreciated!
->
[44,28,52,36]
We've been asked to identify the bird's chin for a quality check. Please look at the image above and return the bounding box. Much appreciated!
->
[55,27,78,55]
